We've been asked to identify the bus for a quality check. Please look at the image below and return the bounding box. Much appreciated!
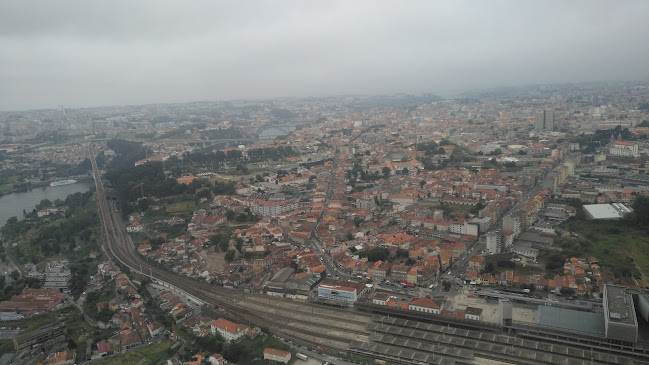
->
[400,281,415,288]
[296,353,308,361]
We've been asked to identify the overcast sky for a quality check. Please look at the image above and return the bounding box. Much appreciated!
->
[1,1,648,111]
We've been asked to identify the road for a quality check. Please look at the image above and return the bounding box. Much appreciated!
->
[309,154,356,281]
[0,252,20,286]
[275,335,358,365]
[305,153,354,280]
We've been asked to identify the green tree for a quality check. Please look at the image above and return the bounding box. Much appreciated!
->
[67,338,77,350]
[367,247,389,262]
[382,166,391,177]
[224,249,236,262]
[395,248,409,258]
[560,287,576,296]
[442,280,451,291]
[353,217,364,228]
[631,195,649,227]
[219,239,229,253]
[36,199,53,210]
[235,237,244,252]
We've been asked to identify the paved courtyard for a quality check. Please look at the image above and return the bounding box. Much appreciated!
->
[444,292,537,324]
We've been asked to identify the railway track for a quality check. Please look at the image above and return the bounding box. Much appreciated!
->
[369,316,649,365]
[88,144,367,350]
[242,294,371,327]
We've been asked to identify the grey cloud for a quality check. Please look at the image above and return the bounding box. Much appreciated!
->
[1,0,648,110]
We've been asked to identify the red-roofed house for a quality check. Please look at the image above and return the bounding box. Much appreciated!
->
[210,318,249,342]
[409,297,441,314]
[263,348,291,364]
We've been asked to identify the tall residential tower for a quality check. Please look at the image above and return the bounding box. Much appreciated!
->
[535,109,556,132]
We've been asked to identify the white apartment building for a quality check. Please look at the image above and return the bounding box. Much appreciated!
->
[43,261,71,291]
[486,231,502,255]
[250,199,299,217]
[449,222,479,236]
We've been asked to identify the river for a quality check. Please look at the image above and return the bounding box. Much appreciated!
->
[0,181,94,227]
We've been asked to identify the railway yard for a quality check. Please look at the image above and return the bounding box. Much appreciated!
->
[352,315,649,365]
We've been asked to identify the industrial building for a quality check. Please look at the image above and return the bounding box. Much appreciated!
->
[603,285,638,343]
[264,267,322,299]
[583,203,631,220]
[13,320,67,351]
[536,306,606,337]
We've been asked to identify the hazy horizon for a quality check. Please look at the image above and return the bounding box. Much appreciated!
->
[1,1,648,111]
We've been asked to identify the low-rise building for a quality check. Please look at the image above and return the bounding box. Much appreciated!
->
[408,298,441,314]
[37,349,75,365]
[372,292,390,306]
[465,306,483,321]
[316,280,368,307]
[210,318,249,342]
[0,287,67,317]
[263,348,291,364]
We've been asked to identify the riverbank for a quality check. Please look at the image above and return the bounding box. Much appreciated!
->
[0,176,93,198]
[0,179,95,228]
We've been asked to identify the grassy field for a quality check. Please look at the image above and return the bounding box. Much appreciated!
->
[165,200,196,215]
[0,339,13,355]
[128,232,149,245]
[440,203,477,220]
[2,312,60,333]
[560,218,649,278]
[0,176,20,193]
[0,183,13,193]
[93,340,173,365]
